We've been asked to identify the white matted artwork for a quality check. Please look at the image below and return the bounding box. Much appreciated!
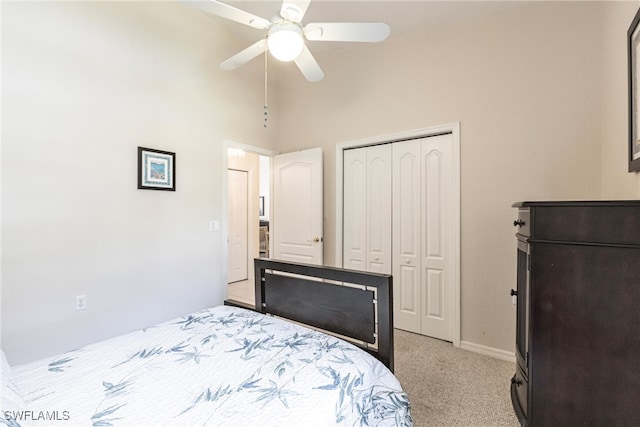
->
[137,147,175,191]
[628,8,640,172]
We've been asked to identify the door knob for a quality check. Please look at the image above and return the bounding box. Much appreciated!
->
[513,219,525,227]
[312,237,323,243]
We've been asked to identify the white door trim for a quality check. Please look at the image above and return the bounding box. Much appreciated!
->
[335,123,461,348]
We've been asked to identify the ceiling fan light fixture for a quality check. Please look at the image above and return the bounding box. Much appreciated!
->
[267,22,304,62]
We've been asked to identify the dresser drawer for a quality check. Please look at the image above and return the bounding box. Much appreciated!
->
[514,209,530,237]
[532,203,640,245]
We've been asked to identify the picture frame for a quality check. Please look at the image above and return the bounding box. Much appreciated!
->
[138,147,176,191]
[628,8,640,172]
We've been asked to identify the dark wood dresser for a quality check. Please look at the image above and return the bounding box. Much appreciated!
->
[511,201,640,426]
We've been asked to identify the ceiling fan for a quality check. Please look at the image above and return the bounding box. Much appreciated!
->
[188,0,391,82]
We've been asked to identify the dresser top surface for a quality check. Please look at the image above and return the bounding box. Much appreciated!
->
[513,200,640,208]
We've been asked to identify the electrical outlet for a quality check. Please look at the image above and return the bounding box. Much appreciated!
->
[76,294,87,311]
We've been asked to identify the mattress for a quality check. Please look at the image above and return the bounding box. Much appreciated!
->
[3,306,411,426]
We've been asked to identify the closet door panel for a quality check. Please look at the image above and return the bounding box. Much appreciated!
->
[424,150,444,261]
[398,263,419,317]
[424,269,444,318]
[420,134,454,341]
[366,144,392,274]
[393,140,422,333]
[343,148,367,271]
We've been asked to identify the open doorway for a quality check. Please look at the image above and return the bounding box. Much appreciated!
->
[226,148,271,306]
[224,143,324,306]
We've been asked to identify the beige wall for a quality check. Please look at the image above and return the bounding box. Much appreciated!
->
[275,1,636,353]
[1,1,278,364]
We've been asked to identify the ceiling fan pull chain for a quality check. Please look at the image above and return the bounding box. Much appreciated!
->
[264,46,269,128]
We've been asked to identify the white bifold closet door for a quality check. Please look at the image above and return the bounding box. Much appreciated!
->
[343,134,455,342]
[343,144,392,274]
[393,134,454,341]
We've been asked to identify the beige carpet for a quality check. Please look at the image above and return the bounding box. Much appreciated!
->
[394,329,519,427]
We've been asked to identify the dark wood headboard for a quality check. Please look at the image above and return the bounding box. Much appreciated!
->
[253,258,394,371]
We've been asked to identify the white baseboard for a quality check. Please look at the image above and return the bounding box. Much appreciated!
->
[460,340,516,363]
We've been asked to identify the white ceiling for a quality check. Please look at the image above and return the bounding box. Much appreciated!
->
[195,1,532,52]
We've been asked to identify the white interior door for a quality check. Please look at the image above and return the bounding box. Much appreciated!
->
[420,134,454,341]
[228,169,248,283]
[343,145,391,274]
[393,139,422,333]
[272,147,323,265]
[392,134,455,341]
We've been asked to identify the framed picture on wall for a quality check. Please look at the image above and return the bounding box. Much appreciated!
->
[138,147,176,191]
[628,8,640,172]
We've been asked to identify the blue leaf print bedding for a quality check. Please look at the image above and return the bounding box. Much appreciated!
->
[7,306,412,426]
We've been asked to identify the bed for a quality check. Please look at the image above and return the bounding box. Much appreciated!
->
[1,259,411,426]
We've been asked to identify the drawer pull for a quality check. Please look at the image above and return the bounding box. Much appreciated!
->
[513,219,526,227]
[510,289,518,297]
[511,377,523,386]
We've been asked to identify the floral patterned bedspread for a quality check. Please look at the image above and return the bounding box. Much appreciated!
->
[6,306,411,426]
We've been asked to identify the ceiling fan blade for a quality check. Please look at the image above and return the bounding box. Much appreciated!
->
[280,0,311,23]
[294,45,324,82]
[220,39,267,70]
[304,22,390,42]
[187,0,271,30]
